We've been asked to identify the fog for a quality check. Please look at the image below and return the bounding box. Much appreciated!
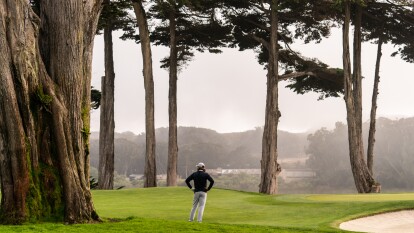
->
[90,28,414,193]
[90,29,414,134]
[90,117,414,193]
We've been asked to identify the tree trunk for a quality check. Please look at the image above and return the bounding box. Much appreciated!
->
[167,6,179,187]
[0,0,102,224]
[98,0,115,190]
[132,0,157,188]
[259,0,281,195]
[342,1,375,193]
[367,37,383,176]
[0,4,31,221]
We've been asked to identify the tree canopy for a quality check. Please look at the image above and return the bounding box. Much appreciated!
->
[224,0,344,100]
[149,0,232,69]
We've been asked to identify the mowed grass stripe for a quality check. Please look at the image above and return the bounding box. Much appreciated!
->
[0,218,338,233]
[308,193,414,202]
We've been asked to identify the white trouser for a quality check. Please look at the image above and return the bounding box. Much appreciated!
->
[189,191,207,222]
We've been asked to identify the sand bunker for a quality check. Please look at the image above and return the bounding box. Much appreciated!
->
[339,210,414,233]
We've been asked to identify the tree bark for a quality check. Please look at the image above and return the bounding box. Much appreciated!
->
[132,0,157,188]
[0,0,102,224]
[342,1,375,193]
[259,0,281,195]
[167,5,179,187]
[98,0,115,190]
[0,4,31,221]
[367,37,383,175]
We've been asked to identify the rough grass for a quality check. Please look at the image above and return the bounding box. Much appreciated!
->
[1,187,413,232]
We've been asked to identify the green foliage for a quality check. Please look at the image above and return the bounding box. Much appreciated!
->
[81,106,91,152]
[285,72,343,100]
[37,163,64,221]
[25,138,42,222]
[26,181,42,222]
[97,0,135,35]
[334,1,414,63]
[91,86,101,110]
[35,87,52,111]
[81,126,90,140]
[81,100,91,142]
[225,1,336,56]
[225,0,345,99]
[149,0,232,69]
[334,0,366,5]
[360,1,414,63]
[25,160,65,223]
[278,50,343,100]
[90,176,99,190]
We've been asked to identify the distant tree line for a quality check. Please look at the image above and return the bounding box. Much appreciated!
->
[306,117,414,192]
[89,127,308,178]
[90,117,414,193]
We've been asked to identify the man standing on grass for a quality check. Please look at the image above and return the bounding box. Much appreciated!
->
[185,162,215,223]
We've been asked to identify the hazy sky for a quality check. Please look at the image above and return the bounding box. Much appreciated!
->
[90,29,413,134]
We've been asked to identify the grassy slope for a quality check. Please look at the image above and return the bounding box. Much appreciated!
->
[1,188,413,232]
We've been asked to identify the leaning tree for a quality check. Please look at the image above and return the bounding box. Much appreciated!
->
[0,0,102,224]
[362,0,414,177]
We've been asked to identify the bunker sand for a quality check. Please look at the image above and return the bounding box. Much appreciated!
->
[339,210,414,233]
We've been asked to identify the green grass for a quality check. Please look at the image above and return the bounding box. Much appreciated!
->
[1,187,414,232]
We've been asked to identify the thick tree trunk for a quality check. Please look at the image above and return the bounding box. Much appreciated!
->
[259,0,281,195]
[0,0,102,224]
[167,7,179,187]
[98,0,115,190]
[132,0,157,188]
[0,3,31,221]
[367,37,383,175]
[342,1,375,193]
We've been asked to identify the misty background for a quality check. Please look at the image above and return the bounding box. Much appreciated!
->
[90,28,414,134]
[89,117,414,193]
[89,28,413,193]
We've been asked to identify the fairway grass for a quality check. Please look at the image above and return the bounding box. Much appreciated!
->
[1,187,413,232]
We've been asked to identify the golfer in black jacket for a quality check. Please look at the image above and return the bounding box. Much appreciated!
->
[185,162,214,223]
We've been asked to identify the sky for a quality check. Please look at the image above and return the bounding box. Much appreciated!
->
[90,28,414,134]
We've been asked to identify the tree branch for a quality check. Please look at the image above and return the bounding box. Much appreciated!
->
[250,1,268,13]
[279,71,316,81]
[242,17,270,32]
[248,33,269,49]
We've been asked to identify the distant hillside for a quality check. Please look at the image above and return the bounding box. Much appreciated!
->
[306,117,414,192]
[90,127,308,177]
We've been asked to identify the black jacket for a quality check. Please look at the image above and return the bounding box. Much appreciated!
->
[185,170,214,192]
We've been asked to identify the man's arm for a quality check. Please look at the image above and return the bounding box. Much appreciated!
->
[185,174,193,189]
[206,175,214,191]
